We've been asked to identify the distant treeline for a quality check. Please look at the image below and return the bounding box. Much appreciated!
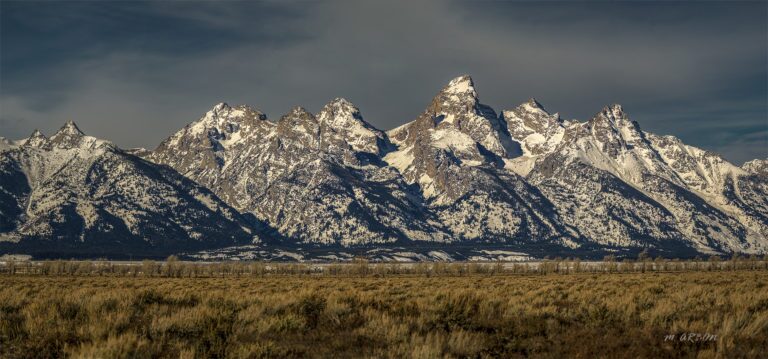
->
[2,254,768,277]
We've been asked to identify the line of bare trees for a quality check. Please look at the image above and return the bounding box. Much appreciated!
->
[2,254,768,277]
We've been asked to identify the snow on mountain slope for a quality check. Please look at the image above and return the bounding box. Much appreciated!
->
[501,98,568,176]
[145,75,765,255]
[391,75,521,157]
[386,75,522,200]
[385,76,577,247]
[504,99,566,157]
[743,159,768,175]
[0,138,16,151]
[525,104,767,253]
[0,123,260,257]
[317,98,393,157]
[3,75,766,258]
[149,99,447,246]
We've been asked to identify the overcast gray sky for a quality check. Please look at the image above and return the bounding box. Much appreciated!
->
[1,0,766,164]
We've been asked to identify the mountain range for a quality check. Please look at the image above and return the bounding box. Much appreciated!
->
[1,76,766,260]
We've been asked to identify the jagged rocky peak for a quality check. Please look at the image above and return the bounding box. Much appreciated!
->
[428,75,482,115]
[580,104,646,155]
[586,103,641,134]
[276,106,319,141]
[592,104,628,123]
[512,98,551,117]
[526,97,544,109]
[158,102,272,153]
[278,106,316,125]
[325,97,356,110]
[317,98,390,156]
[501,98,564,159]
[180,103,264,138]
[442,75,477,96]
[318,98,363,125]
[48,121,87,149]
[56,120,84,136]
[420,75,519,158]
[201,102,268,126]
[210,102,264,117]
[507,98,550,115]
[23,129,49,148]
[386,75,521,160]
[505,98,560,129]
[417,76,471,120]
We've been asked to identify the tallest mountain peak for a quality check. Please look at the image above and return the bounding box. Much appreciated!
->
[443,75,476,96]
[423,75,481,117]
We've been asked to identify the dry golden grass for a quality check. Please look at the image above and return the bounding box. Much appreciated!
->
[1,271,767,358]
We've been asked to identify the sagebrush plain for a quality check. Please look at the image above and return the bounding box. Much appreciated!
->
[1,262,767,358]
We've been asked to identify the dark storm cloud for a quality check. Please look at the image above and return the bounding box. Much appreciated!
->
[1,1,312,108]
[1,0,765,164]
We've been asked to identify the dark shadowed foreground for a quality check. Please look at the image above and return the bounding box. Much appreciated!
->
[1,269,767,358]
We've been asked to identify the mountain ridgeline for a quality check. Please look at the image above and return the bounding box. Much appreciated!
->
[1,76,766,259]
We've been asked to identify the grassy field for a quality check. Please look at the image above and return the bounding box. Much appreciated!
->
[1,270,767,358]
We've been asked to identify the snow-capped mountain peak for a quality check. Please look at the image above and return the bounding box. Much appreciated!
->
[287,106,312,116]
[165,102,270,153]
[507,99,559,126]
[409,75,519,158]
[503,99,565,161]
[318,98,362,125]
[29,129,45,137]
[22,129,49,148]
[49,121,86,148]
[325,97,355,109]
[56,120,84,136]
[521,98,549,114]
[197,103,267,129]
[317,98,391,156]
[581,104,647,157]
[592,104,628,124]
[45,121,112,150]
[443,75,477,97]
[279,106,314,123]
[277,107,318,137]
